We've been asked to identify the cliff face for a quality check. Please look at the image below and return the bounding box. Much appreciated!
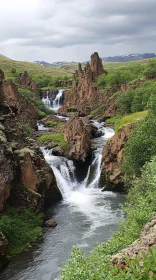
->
[0,70,61,212]
[59,52,106,116]
[102,124,134,187]
[64,116,91,162]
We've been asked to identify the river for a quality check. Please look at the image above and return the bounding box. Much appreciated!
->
[0,90,125,280]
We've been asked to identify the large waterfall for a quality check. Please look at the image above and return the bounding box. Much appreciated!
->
[42,89,64,112]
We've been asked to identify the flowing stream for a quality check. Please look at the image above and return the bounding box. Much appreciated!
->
[1,91,125,280]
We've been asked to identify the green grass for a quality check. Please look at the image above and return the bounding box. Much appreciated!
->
[0,54,72,80]
[39,133,67,148]
[46,121,58,127]
[90,104,105,116]
[106,111,148,131]
[0,207,44,256]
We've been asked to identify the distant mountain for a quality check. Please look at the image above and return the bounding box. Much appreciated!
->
[34,61,77,67]
[102,53,156,62]
[34,53,156,67]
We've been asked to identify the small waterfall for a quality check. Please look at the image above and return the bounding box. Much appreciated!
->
[42,89,64,112]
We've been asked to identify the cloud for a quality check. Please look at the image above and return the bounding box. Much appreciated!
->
[0,0,156,61]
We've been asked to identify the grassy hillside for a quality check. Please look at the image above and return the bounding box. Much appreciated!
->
[0,54,73,80]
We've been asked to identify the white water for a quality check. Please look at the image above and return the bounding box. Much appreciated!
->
[41,125,116,237]
[42,90,64,112]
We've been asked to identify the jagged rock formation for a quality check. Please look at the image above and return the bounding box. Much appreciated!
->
[102,124,134,186]
[17,71,37,91]
[59,52,106,116]
[112,215,156,267]
[1,80,36,129]
[0,70,61,212]
[64,116,91,161]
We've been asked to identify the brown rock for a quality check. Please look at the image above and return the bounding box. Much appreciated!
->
[44,219,57,227]
[2,80,36,129]
[102,123,134,185]
[18,71,37,91]
[64,116,91,162]
[90,52,104,80]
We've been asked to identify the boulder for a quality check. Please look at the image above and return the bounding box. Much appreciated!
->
[44,219,57,227]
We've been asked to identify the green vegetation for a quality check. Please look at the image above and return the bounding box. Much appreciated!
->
[61,156,156,279]
[18,87,54,118]
[97,59,156,89]
[0,207,44,256]
[67,106,77,112]
[39,133,67,148]
[122,93,156,176]
[116,81,156,114]
[90,104,105,116]
[106,111,148,131]
[46,121,58,127]
[22,123,32,137]
[0,54,72,85]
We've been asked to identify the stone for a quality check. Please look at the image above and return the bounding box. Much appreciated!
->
[44,219,57,227]
[64,116,91,162]
[102,123,134,186]
[18,71,37,91]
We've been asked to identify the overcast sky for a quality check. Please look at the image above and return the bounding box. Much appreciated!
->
[0,0,156,62]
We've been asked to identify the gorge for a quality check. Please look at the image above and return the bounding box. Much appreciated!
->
[0,52,156,280]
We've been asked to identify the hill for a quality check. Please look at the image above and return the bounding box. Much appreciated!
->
[0,54,73,81]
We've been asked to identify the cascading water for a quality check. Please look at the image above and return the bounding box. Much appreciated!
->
[42,89,64,112]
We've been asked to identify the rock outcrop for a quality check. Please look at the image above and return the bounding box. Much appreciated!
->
[58,52,106,116]
[102,124,134,187]
[17,71,37,91]
[1,80,36,129]
[112,215,156,267]
[64,116,91,161]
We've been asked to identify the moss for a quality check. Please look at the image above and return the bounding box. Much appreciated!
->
[46,121,58,127]
[0,124,5,131]
[15,147,34,158]
[39,133,67,148]
[67,106,77,112]
[90,104,105,116]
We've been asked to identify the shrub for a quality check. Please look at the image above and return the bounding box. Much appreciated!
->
[144,59,156,79]
[123,93,156,176]
[0,207,44,256]
[46,121,58,127]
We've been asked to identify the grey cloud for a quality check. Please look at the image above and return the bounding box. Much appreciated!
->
[0,0,156,61]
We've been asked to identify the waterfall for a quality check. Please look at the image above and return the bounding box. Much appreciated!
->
[42,89,64,112]
[41,126,115,199]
